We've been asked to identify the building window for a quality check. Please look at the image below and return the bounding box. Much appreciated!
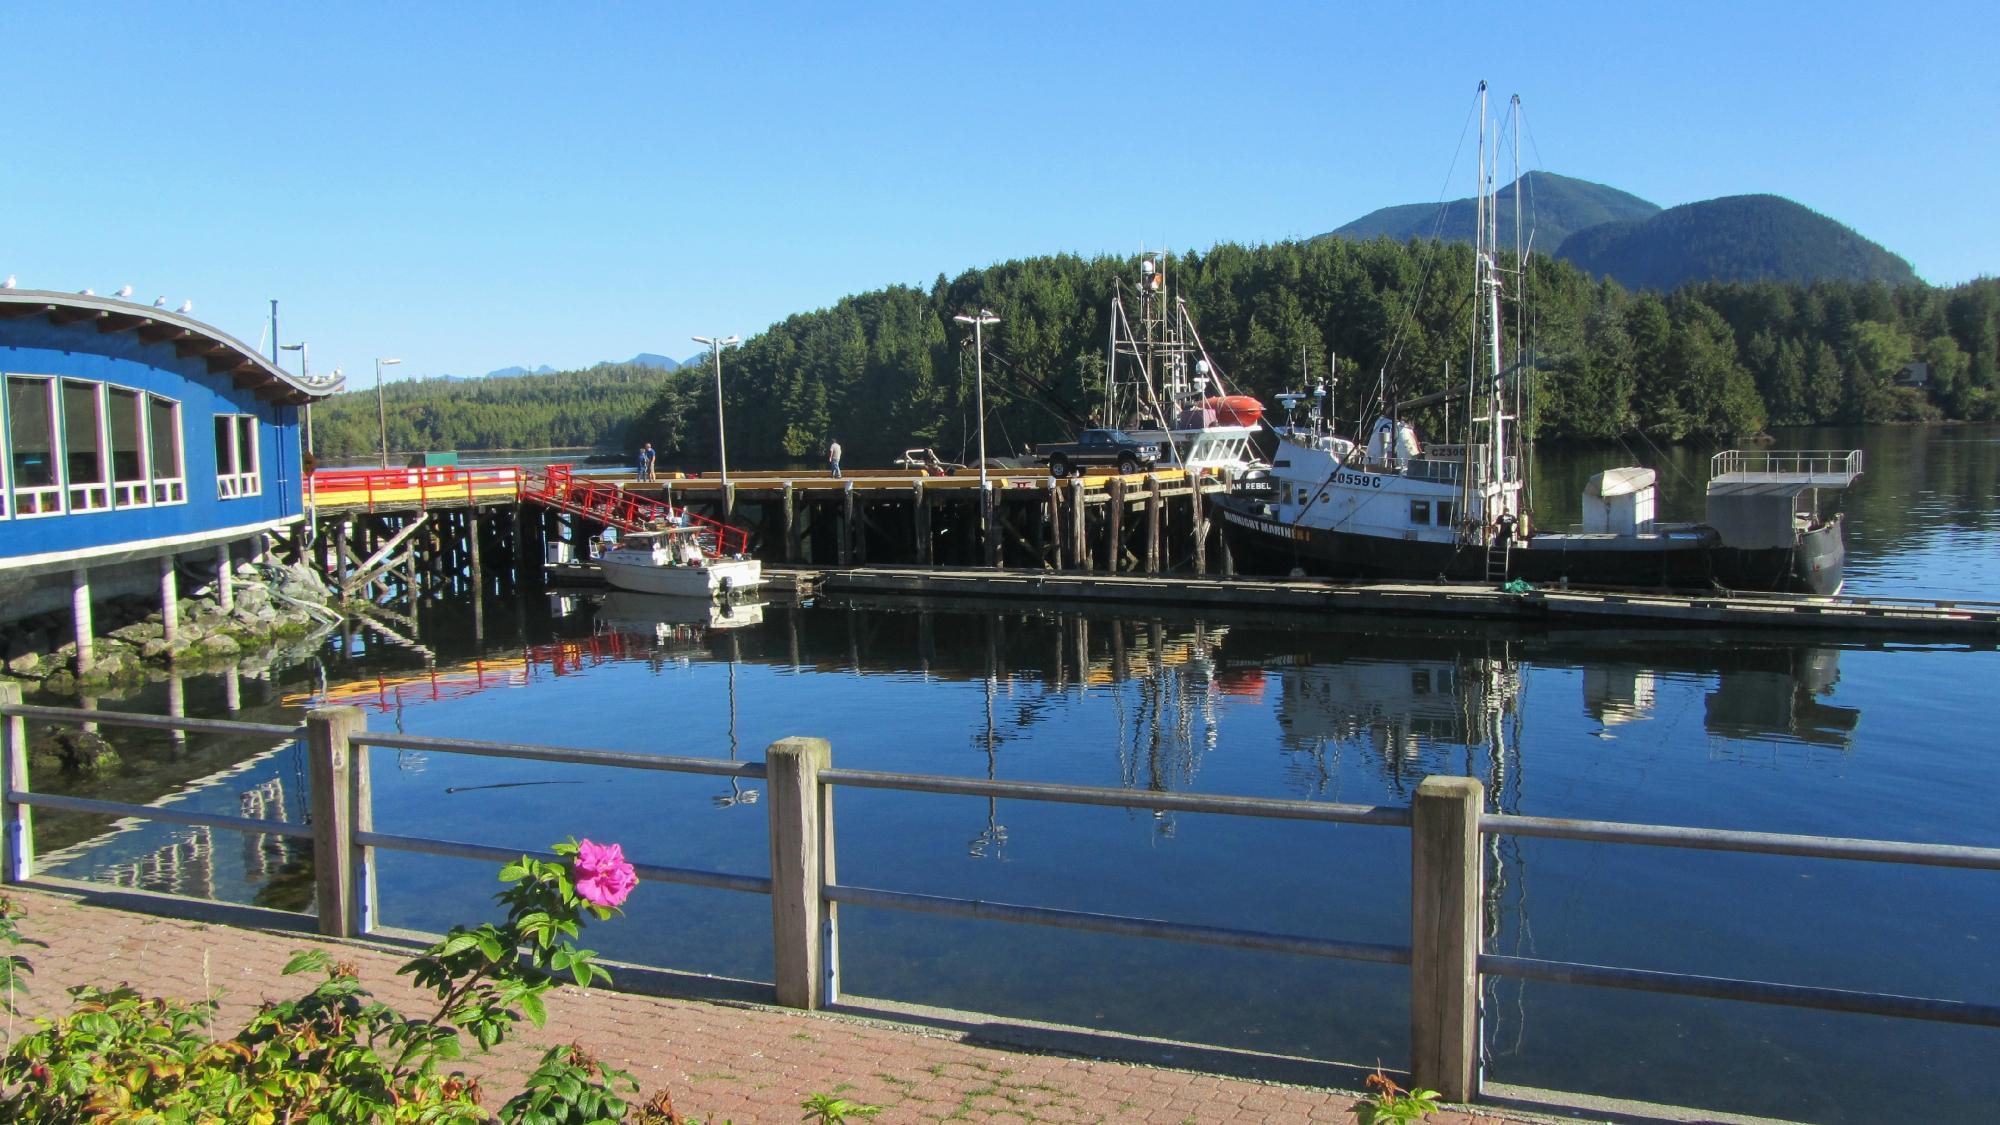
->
[7,376,62,517]
[215,413,261,498]
[63,380,110,513]
[1436,500,1454,526]
[109,387,150,509]
[149,395,184,504]
[1409,499,1431,525]
[0,377,187,516]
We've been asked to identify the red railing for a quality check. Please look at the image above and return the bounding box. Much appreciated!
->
[521,465,750,557]
[308,465,525,511]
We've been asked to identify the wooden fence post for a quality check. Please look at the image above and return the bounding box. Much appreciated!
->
[766,736,835,1010]
[0,682,32,883]
[1411,775,1483,1103]
[307,706,369,937]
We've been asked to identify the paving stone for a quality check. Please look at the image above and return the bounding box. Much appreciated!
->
[4,888,1539,1125]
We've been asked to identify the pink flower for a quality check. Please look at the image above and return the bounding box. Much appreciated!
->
[573,839,637,908]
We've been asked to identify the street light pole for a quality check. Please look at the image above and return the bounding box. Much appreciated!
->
[691,335,741,488]
[280,342,311,454]
[374,357,402,468]
[953,309,1001,562]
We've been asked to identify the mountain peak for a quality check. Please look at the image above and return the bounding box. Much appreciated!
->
[1556,194,1919,289]
[1326,173,1661,254]
[1326,173,1915,290]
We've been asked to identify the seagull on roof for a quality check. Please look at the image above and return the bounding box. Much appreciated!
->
[2,275,15,289]
[153,296,167,307]
[113,285,133,298]
[176,299,193,314]
[78,288,94,296]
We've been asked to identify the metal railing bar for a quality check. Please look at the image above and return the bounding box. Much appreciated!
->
[0,703,301,740]
[8,790,315,840]
[821,769,1412,827]
[1481,954,2000,1028]
[825,883,1411,965]
[351,733,767,779]
[354,831,773,896]
[1484,813,2000,871]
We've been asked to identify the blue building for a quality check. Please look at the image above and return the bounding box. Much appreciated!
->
[0,288,334,665]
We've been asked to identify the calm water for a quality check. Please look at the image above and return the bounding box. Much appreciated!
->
[32,424,2000,1123]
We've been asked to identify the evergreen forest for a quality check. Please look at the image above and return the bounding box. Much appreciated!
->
[307,238,2000,469]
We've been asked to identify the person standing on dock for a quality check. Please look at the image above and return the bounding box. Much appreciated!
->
[636,442,655,482]
[828,438,842,479]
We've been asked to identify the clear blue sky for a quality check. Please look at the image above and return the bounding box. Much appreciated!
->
[4,2,1993,385]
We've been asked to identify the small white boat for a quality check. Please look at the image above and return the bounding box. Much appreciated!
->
[598,525,762,599]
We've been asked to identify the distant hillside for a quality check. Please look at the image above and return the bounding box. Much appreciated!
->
[1329,171,1660,255]
[622,352,678,371]
[1556,195,1920,290]
[486,363,558,378]
[310,361,675,459]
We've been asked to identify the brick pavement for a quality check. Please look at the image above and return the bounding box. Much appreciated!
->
[2,887,1542,1124]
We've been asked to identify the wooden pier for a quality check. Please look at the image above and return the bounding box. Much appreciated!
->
[298,464,1999,640]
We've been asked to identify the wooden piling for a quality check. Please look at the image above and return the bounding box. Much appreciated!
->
[1145,476,1162,574]
[1046,479,1063,569]
[1193,479,1209,575]
[839,484,855,566]
[783,483,797,563]
[1070,479,1087,570]
[1105,479,1125,574]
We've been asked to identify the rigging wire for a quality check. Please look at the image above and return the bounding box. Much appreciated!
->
[1376,82,1488,394]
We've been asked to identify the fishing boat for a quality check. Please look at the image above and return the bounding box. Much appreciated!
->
[1211,84,1863,595]
[1100,253,1265,473]
[598,524,762,599]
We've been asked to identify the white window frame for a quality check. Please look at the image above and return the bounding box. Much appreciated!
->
[108,385,152,510]
[7,375,64,518]
[215,412,262,499]
[149,395,185,505]
[62,379,112,513]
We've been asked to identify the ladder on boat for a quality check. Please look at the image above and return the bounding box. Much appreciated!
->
[1484,536,1511,583]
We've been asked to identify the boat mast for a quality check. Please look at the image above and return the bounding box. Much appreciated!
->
[1511,93,1532,521]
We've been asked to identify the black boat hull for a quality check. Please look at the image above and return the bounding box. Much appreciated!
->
[1213,497,1846,595]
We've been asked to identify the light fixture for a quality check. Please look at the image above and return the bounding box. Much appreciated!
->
[375,357,403,468]
[951,308,1002,561]
[691,335,741,488]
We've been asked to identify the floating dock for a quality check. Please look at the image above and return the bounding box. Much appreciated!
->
[541,563,2000,640]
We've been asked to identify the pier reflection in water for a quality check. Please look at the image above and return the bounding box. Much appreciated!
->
[23,588,2000,1124]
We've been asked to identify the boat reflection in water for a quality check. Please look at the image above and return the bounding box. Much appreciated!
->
[593,590,766,642]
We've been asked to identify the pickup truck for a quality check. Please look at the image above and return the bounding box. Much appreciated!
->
[1032,429,1162,478]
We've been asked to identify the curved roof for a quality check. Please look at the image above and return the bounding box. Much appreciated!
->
[0,289,337,405]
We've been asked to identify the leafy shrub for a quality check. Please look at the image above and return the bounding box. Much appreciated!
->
[0,839,690,1123]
